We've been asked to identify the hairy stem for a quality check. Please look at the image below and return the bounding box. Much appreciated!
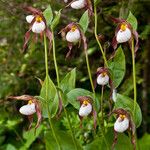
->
[44,34,61,150]
[52,31,78,150]
[94,6,108,68]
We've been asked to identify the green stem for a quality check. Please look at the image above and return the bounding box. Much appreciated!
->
[84,48,96,98]
[44,34,61,150]
[47,105,61,150]
[52,31,78,150]
[100,86,110,149]
[100,86,104,128]
[94,6,108,68]
[94,4,109,149]
[131,39,137,115]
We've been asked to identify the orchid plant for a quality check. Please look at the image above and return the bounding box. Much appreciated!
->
[7,1,142,150]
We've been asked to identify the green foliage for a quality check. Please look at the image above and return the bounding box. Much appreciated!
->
[0,0,149,149]
[138,134,150,150]
[127,11,138,30]
[115,94,142,128]
[67,88,93,109]
[45,129,82,150]
[79,10,89,33]
[40,75,57,118]
[43,5,53,26]
[84,128,133,150]
[19,126,43,150]
[51,9,62,30]
[108,46,126,88]
[60,68,76,93]
[40,75,57,102]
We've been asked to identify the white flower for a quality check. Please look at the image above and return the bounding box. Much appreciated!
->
[66,28,80,43]
[26,15,34,23]
[32,21,46,33]
[79,101,92,117]
[97,73,109,85]
[112,89,117,102]
[19,103,36,115]
[114,115,129,133]
[71,0,85,9]
[64,0,68,3]
[116,24,131,43]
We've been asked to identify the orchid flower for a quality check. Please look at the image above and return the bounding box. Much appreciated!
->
[111,17,139,54]
[110,108,136,150]
[96,67,111,86]
[67,0,93,15]
[59,22,87,58]
[9,95,42,130]
[23,6,52,51]
[77,96,97,129]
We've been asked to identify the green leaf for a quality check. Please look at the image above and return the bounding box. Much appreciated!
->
[84,127,133,150]
[114,94,142,128]
[45,130,82,150]
[108,46,126,88]
[40,75,57,102]
[138,134,150,150]
[6,144,17,150]
[67,88,93,109]
[127,11,138,30]
[40,75,57,118]
[51,9,62,30]
[60,68,76,93]
[43,5,53,26]
[50,93,59,118]
[19,125,43,150]
[79,10,89,33]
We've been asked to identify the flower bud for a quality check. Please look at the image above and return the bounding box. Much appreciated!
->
[71,0,85,9]
[66,26,80,43]
[97,72,109,85]
[114,115,129,133]
[26,15,34,23]
[19,102,36,115]
[116,24,131,43]
[79,100,92,117]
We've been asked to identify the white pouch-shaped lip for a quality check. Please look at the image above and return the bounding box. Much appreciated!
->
[79,103,92,117]
[116,28,132,43]
[32,21,46,34]
[71,0,85,9]
[66,29,80,43]
[114,116,129,133]
[19,103,36,115]
[26,15,34,23]
[97,73,109,85]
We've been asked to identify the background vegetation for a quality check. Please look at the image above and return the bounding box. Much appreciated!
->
[0,0,150,149]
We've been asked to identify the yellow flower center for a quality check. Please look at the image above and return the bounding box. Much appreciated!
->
[28,100,33,105]
[36,16,42,23]
[83,100,89,106]
[71,25,77,32]
[101,72,107,77]
[119,114,126,120]
[120,24,127,31]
